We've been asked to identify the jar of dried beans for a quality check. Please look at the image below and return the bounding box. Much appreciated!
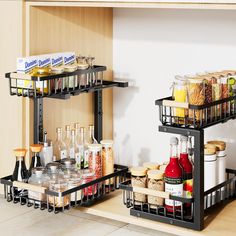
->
[147,170,164,208]
[131,167,147,205]
[88,144,102,179]
[187,77,205,123]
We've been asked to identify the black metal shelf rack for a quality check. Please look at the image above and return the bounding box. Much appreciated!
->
[120,95,236,231]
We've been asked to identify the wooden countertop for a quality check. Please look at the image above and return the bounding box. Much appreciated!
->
[78,190,236,236]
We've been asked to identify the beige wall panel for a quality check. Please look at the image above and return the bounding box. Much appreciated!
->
[0,1,23,191]
[29,6,113,145]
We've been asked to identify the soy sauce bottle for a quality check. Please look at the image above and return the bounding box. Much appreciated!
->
[29,144,43,177]
[11,149,29,201]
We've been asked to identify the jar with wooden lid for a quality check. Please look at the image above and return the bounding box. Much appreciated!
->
[147,170,164,208]
[131,167,147,204]
[143,162,159,171]
[101,140,114,186]
[187,77,205,123]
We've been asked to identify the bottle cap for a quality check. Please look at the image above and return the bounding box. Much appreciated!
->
[88,144,102,151]
[130,167,147,177]
[170,137,178,145]
[180,135,188,142]
[143,162,159,170]
[147,170,164,179]
[74,123,80,129]
[207,141,226,151]
[13,148,27,157]
[71,129,75,136]
[30,144,43,153]
[56,127,62,133]
[64,63,78,72]
[100,140,113,147]
[51,66,64,74]
[65,125,71,131]
[61,158,76,167]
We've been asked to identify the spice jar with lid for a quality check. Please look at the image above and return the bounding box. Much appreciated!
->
[131,167,147,205]
[172,76,188,123]
[28,167,48,204]
[48,178,70,208]
[68,172,82,204]
[143,162,159,171]
[101,140,114,186]
[187,77,205,123]
[147,170,164,209]
[88,144,102,179]
[82,169,97,197]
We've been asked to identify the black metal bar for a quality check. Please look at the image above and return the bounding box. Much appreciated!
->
[34,98,43,143]
[94,90,103,142]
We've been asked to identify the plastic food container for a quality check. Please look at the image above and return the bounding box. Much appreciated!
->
[88,144,102,179]
[147,170,164,208]
[131,167,147,205]
[101,140,114,186]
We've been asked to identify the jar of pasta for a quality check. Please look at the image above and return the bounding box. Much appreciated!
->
[131,167,147,205]
[147,170,164,209]
[101,140,114,186]
[172,76,188,123]
[187,77,205,123]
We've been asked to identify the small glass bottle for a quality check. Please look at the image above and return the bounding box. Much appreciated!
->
[54,127,67,160]
[82,127,89,169]
[12,149,28,200]
[75,127,87,169]
[29,144,43,177]
[87,125,98,145]
[165,137,183,213]
[64,125,71,155]
[69,129,79,159]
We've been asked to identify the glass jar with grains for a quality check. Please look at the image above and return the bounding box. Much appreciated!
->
[131,167,147,205]
[147,170,164,209]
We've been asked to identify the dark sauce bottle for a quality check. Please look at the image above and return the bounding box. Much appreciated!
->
[29,144,42,177]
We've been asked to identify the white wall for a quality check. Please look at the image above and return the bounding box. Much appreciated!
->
[113,9,236,169]
[0,1,22,190]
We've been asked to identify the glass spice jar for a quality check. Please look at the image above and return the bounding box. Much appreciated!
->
[131,167,147,205]
[187,77,205,123]
[220,73,230,115]
[68,172,82,203]
[101,140,114,186]
[88,144,102,179]
[147,170,164,209]
[82,169,97,197]
[211,74,222,118]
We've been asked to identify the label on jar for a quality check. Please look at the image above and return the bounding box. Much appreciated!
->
[60,150,67,159]
[165,176,183,207]
[84,149,89,168]
[69,148,75,159]
[183,173,193,199]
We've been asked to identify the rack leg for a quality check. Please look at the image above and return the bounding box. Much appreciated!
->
[193,130,204,230]
[34,98,43,143]
[94,90,103,142]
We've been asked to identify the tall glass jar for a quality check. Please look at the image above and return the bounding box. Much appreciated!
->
[172,76,188,123]
[131,167,147,205]
[88,144,102,179]
[82,169,97,197]
[187,77,205,123]
[211,74,222,118]
[101,140,114,186]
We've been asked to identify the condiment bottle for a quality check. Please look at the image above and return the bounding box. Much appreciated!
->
[87,125,98,145]
[165,137,183,212]
[39,131,53,167]
[64,125,71,155]
[179,135,193,217]
[101,140,114,187]
[69,129,79,159]
[29,144,43,177]
[12,148,28,200]
[54,127,67,160]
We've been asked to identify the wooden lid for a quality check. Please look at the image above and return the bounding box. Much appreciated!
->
[13,148,27,157]
[207,141,226,151]
[204,144,217,155]
[130,167,147,176]
[143,162,159,170]
[30,144,43,153]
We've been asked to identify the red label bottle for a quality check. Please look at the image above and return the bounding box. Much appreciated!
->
[165,137,183,212]
[179,135,193,217]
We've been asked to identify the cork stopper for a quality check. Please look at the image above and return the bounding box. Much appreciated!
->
[30,144,43,153]
[207,141,226,151]
[56,127,62,133]
[14,148,27,157]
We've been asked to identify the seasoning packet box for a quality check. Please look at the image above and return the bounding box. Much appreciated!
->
[63,52,76,65]
[51,53,63,67]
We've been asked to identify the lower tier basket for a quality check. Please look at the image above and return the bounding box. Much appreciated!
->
[0,164,128,214]
[120,168,236,231]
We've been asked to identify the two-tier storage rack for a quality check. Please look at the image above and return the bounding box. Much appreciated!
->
[120,95,236,231]
[1,65,129,213]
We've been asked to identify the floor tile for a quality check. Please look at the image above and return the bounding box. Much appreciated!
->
[106,227,151,236]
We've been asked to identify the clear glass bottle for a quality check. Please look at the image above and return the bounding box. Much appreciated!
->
[29,144,43,177]
[165,137,183,213]
[11,149,28,200]
[64,125,71,155]
[39,131,53,167]
[54,127,67,160]
[80,127,89,169]
[87,125,98,145]
[69,129,79,159]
